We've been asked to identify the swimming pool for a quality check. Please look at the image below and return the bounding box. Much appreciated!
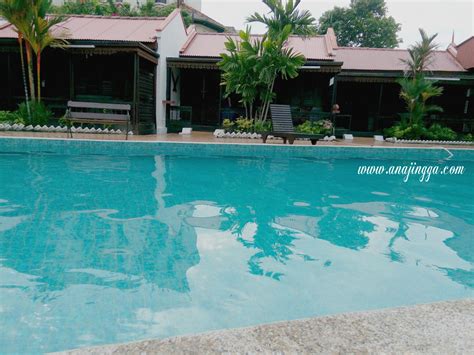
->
[0,138,473,353]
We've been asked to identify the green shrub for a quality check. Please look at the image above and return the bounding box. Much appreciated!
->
[383,124,401,138]
[424,124,457,141]
[222,118,235,131]
[58,116,72,128]
[384,122,426,139]
[254,120,271,132]
[296,120,332,135]
[223,118,272,133]
[461,133,474,142]
[16,101,52,126]
[0,111,23,124]
[384,122,458,141]
[235,117,254,132]
[295,120,313,133]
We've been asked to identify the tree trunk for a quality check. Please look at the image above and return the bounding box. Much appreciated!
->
[17,35,31,121]
[261,75,276,122]
[36,50,41,102]
[25,42,36,101]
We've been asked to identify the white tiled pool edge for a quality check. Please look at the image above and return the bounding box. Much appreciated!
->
[55,298,474,354]
[1,134,474,149]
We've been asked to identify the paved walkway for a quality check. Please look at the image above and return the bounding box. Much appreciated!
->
[1,131,473,148]
[57,299,474,354]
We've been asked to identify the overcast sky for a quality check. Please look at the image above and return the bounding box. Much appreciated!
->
[201,0,474,48]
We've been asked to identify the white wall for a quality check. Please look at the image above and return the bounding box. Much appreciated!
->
[155,11,188,133]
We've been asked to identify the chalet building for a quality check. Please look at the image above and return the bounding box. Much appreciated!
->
[0,10,473,134]
[0,10,188,133]
[168,27,473,134]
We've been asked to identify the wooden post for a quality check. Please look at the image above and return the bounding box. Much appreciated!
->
[376,82,384,131]
[153,62,157,133]
[166,66,172,126]
[330,75,338,134]
[217,72,222,126]
[69,55,74,100]
[330,75,338,107]
[133,53,139,133]
[6,51,12,108]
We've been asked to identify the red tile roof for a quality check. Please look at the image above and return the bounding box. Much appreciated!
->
[180,32,335,61]
[455,36,474,70]
[180,30,467,73]
[0,14,176,43]
[334,47,466,72]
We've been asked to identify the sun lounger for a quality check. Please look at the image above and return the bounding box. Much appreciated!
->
[262,104,323,145]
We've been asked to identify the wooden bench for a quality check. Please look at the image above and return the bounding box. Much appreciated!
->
[66,101,131,140]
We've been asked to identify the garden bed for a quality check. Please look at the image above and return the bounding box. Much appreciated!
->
[0,123,129,135]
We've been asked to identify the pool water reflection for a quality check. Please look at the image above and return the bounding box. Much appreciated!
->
[0,152,472,353]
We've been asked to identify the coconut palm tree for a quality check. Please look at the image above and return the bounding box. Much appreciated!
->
[0,0,31,116]
[247,0,316,37]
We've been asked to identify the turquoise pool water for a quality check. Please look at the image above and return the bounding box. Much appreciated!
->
[0,139,473,353]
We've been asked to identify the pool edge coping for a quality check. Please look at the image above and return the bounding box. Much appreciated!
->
[1,135,474,151]
[53,298,474,354]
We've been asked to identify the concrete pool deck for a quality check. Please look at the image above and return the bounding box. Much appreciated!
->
[1,130,474,149]
[58,299,474,354]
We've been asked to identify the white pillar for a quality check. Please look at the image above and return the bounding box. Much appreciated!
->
[155,37,168,134]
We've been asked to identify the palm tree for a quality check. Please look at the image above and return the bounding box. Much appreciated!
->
[22,0,66,101]
[0,0,31,117]
[401,29,439,77]
[219,26,304,122]
[399,77,443,126]
[219,28,263,119]
[399,29,443,126]
[14,11,36,102]
[257,25,305,121]
[247,0,316,37]
[247,1,313,121]
[220,1,309,122]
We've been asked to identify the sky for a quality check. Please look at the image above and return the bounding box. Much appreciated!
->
[201,0,474,48]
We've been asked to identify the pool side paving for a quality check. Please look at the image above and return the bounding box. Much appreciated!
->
[56,299,474,354]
